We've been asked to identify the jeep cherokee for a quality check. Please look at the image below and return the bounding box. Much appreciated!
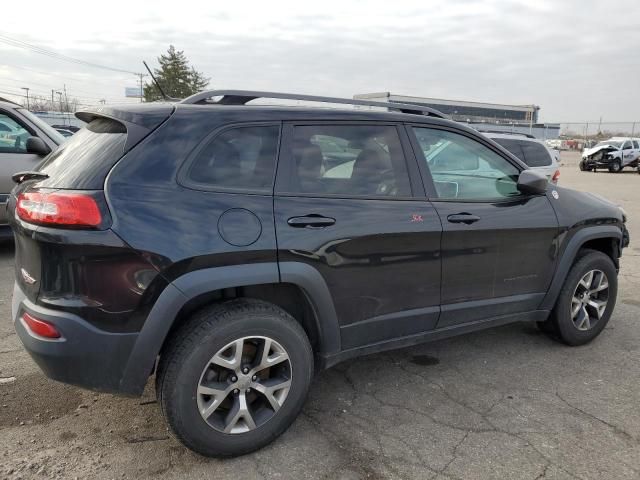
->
[9,90,629,457]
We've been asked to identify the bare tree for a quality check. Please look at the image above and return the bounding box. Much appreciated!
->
[20,95,81,112]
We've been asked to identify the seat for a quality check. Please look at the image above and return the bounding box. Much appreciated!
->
[293,140,323,192]
[350,147,389,195]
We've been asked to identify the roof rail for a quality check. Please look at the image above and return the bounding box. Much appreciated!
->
[477,129,536,139]
[180,90,447,118]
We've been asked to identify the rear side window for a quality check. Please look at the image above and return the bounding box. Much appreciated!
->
[634,141,639,149]
[492,138,525,163]
[183,125,279,192]
[37,118,127,189]
[493,138,552,167]
[281,124,411,197]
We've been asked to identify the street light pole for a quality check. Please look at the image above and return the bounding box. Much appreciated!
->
[21,87,30,110]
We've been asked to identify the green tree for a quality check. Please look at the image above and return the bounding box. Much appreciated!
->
[143,45,210,101]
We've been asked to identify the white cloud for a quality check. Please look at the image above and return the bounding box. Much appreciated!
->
[1,0,639,120]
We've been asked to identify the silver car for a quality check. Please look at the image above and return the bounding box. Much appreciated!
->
[481,131,561,183]
[0,99,64,238]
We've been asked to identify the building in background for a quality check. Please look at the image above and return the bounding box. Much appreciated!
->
[353,92,560,140]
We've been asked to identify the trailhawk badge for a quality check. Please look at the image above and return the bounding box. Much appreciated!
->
[551,190,559,200]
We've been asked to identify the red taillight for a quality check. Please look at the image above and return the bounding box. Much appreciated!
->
[552,169,560,183]
[16,191,102,227]
[22,312,61,339]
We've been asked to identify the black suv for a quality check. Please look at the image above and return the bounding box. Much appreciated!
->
[9,91,629,457]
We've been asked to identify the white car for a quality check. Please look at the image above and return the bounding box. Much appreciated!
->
[480,132,560,183]
[580,137,640,173]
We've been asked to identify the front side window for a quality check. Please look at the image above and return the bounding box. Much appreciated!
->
[412,127,521,200]
[622,141,632,150]
[185,125,280,192]
[286,124,411,197]
[0,112,31,153]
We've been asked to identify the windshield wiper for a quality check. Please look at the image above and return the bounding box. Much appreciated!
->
[12,171,49,184]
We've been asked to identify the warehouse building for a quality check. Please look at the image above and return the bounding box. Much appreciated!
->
[353,92,560,139]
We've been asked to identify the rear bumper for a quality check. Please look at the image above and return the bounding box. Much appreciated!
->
[12,282,140,395]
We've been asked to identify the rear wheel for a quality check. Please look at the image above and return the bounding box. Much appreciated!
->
[542,250,617,346]
[157,299,313,457]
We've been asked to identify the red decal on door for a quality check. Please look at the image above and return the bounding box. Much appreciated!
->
[411,214,424,223]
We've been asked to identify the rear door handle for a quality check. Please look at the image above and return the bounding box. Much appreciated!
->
[287,215,336,228]
[447,213,480,225]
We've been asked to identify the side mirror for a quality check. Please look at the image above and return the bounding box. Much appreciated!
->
[26,137,51,156]
[517,170,548,195]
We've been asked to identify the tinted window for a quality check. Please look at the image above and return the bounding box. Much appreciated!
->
[37,118,127,189]
[491,138,525,163]
[622,141,632,150]
[286,125,411,197]
[492,138,551,167]
[186,125,279,192]
[413,127,521,200]
[0,113,31,153]
[634,141,639,149]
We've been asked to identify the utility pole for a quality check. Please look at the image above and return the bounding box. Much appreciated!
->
[51,89,55,111]
[56,91,63,113]
[21,87,30,110]
[137,73,146,102]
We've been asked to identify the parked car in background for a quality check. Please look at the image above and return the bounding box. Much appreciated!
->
[480,131,560,183]
[580,137,640,172]
[54,128,75,138]
[0,99,64,239]
[51,124,81,133]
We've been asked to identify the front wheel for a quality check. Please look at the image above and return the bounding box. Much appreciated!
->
[543,250,617,346]
[157,299,313,457]
[609,160,622,173]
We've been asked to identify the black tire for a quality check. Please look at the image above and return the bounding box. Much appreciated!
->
[609,160,622,173]
[157,299,313,457]
[579,161,587,171]
[545,250,617,346]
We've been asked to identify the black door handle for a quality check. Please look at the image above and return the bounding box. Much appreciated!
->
[447,213,480,225]
[287,215,336,228]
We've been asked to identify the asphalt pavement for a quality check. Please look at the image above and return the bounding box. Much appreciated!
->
[1,151,640,480]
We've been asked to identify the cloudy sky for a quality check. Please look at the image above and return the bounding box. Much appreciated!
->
[0,0,638,122]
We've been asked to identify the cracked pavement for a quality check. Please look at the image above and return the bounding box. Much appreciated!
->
[1,152,640,479]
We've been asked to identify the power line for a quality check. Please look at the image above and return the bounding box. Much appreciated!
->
[0,33,140,75]
[0,62,134,89]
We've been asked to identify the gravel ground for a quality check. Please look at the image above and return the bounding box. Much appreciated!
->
[1,151,640,480]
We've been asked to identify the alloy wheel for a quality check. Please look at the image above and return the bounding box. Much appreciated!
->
[571,269,609,331]
[196,336,292,434]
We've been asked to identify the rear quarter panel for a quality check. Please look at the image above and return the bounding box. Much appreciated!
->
[104,108,279,281]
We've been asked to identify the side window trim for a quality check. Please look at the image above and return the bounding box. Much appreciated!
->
[177,121,282,195]
[275,121,420,200]
[406,123,527,203]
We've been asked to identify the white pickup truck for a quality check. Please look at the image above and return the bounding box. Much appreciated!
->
[580,137,640,172]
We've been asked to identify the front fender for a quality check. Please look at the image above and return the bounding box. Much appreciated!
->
[539,225,623,311]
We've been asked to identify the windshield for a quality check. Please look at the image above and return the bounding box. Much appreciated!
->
[595,140,622,148]
[17,109,65,145]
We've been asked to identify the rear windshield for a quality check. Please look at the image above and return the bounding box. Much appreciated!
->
[37,118,127,189]
[493,138,552,167]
